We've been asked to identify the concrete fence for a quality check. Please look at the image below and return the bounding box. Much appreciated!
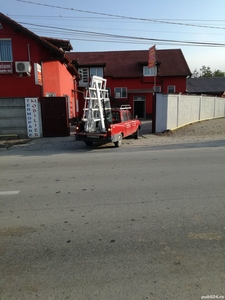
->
[155,94,225,133]
[0,98,27,137]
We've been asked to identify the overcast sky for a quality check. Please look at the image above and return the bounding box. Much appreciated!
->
[1,0,225,73]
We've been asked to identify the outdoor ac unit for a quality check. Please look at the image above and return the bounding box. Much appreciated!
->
[15,61,31,74]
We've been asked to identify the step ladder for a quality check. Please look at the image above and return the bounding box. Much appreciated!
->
[82,76,111,132]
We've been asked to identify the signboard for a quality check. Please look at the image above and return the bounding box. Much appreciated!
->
[34,63,43,85]
[148,45,156,68]
[0,62,13,74]
[25,98,41,138]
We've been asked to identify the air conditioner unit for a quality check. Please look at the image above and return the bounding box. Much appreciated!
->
[15,61,31,74]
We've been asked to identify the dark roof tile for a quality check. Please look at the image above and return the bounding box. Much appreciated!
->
[187,77,225,93]
[67,49,191,77]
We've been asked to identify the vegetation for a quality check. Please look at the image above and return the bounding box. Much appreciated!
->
[192,66,225,78]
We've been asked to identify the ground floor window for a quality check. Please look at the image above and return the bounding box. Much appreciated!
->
[167,85,175,93]
[114,87,127,98]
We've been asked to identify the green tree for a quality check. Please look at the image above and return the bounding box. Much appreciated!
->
[192,66,225,78]
[213,69,225,77]
[200,65,212,77]
[191,69,199,78]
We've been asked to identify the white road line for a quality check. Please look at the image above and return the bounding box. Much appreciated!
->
[0,191,20,195]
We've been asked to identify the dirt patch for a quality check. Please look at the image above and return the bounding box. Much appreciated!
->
[0,139,31,149]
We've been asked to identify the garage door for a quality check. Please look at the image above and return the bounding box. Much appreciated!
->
[0,98,27,138]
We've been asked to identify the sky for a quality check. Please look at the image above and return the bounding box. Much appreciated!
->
[1,0,225,73]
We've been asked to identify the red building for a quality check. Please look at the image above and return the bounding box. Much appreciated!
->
[0,13,79,137]
[67,49,191,119]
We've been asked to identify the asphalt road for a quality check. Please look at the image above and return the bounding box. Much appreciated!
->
[0,140,225,300]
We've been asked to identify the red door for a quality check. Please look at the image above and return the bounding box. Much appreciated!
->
[41,97,70,137]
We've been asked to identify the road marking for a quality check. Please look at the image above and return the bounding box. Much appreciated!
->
[0,191,20,195]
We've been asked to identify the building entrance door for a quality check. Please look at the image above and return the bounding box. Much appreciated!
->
[133,96,146,118]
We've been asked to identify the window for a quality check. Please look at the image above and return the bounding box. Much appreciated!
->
[167,85,175,93]
[154,86,161,93]
[143,66,156,76]
[122,111,128,121]
[112,111,121,123]
[78,68,89,86]
[127,111,132,120]
[114,87,127,98]
[78,67,104,87]
[90,67,103,77]
[0,39,13,61]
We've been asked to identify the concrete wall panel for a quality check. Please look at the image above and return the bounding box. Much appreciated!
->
[156,94,225,133]
[0,98,27,137]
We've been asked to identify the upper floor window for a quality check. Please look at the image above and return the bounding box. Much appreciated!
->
[78,67,104,87]
[143,66,156,77]
[114,87,127,98]
[90,67,103,78]
[167,85,175,93]
[78,68,89,86]
[0,39,13,61]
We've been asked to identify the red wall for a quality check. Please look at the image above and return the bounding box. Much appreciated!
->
[42,61,76,118]
[107,76,187,117]
[0,20,52,97]
[76,74,187,119]
[0,19,77,119]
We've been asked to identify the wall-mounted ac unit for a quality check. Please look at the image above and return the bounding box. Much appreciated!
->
[15,61,31,74]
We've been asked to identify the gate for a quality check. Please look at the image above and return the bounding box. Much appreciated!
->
[41,97,70,137]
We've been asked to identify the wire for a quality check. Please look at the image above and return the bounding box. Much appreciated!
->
[19,22,225,47]
[13,0,225,30]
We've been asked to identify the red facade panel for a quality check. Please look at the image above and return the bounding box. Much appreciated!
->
[69,50,191,119]
[0,14,78,121]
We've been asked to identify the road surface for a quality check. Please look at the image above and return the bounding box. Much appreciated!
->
[0,137,225,299]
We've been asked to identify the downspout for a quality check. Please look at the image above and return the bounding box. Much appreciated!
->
[73,77,77,122]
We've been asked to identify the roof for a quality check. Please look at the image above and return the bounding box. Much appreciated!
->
[41,37,73,51]
[0,13,78,77]
[187,77,225,94]
[67,49,191,78]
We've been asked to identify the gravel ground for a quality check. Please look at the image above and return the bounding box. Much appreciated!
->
[157,117,225,137]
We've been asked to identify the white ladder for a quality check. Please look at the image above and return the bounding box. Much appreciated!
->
[82,76,111,132]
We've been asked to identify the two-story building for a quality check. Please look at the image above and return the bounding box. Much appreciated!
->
[67,49,191,119]
[0,13,79,137]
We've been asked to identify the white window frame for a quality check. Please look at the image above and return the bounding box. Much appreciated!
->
[114,87,127,98]
[78,67,104,87]
[0,39,13,62]
[167,85,176,93]
[143,66,156,77]
[78,68,89,87]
